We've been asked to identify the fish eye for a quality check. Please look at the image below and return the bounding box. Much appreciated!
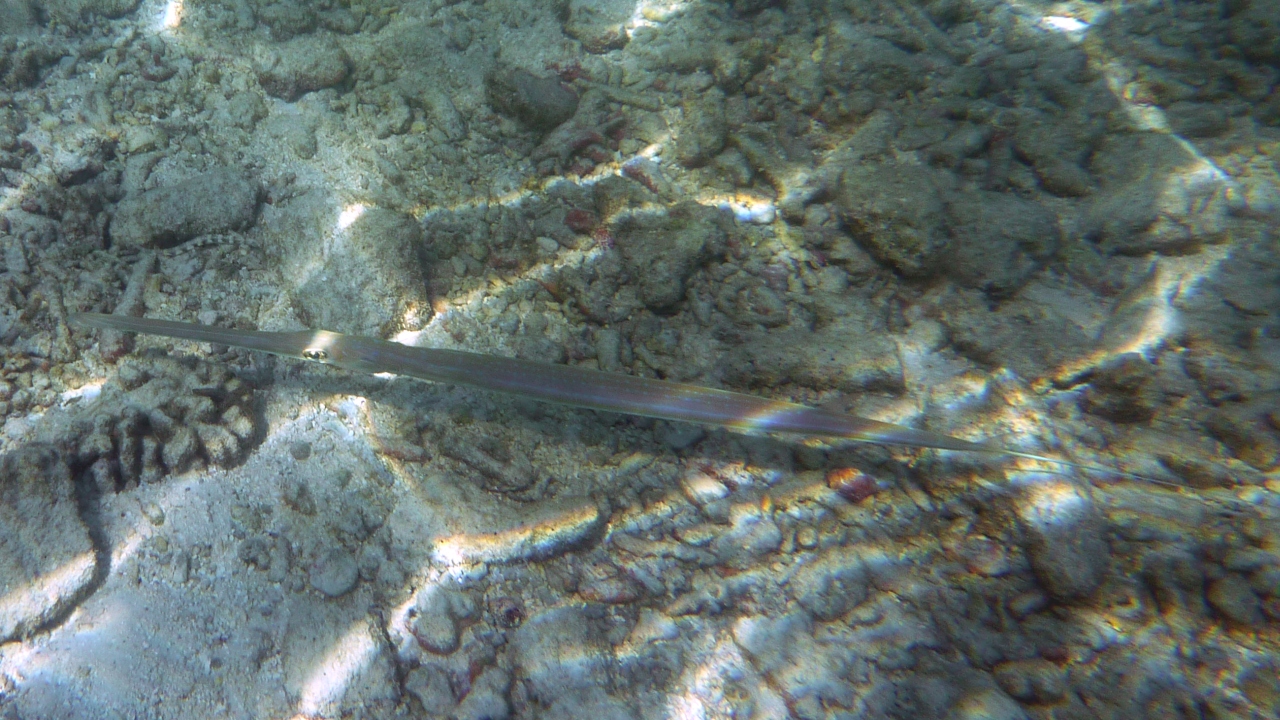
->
[302,348,330,362]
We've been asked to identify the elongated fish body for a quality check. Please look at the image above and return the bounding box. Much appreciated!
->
[65,312,1038,459]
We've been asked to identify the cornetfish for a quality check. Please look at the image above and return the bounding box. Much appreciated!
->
[66,312,1135,477]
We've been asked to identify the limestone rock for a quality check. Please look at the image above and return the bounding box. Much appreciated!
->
[613,202,729,313]
[110,168,259,249]
[486,68,579,133]
[1016,480,1110,601]
[839,160,950,278]
[0,446,96,642]
[257,36,351,101]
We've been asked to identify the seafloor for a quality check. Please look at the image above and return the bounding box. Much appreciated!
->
[0,0,1278,718]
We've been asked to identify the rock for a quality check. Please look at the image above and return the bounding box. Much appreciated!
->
[238,536,272,570]
[486,68,579,133]
[953,687,1030,720]
[719,315,903,394]
[1012,118,1094,197]
[712,504,782,569]
[1229,0,1280,66]
[411,603,459,656]
[821,23,929,96]
[546,689,637,720]
[1142,547,1206,615]
[0,446,96,643]
[0,0,38,34]
[310,548,359,598]
[262,114,319,159]
[1164,101,1230,138]
[838,160,950,278]
[406,665,455,715]
[563,0,632,53]
[257,36,351,101]
[1016,480,1109,601]
[42,0,137,22]
[1224,548,1280,573]
[210,93,267,132]
[1240,664,1280,717]
[612,202,728,312]
[292,207,432,335]
[993,659,1067,704]
[1205,410,1280,471]
[1007,590,1050,619]
[513,605,609,701]
[1207,574,1264,626]
[732,613,856,710]
[1082,353,1159,424]
[1086,134,1228,254]
[1251,566,1280,597]
[410,585,477,655]
[110,168,259,249]
[789,549,869,621]
[577,557,642,604]
[675,87,727,168]
[681,472,730,505]
[945,190,1061,297]
[939,286,1090,380]
[430,502,605,565]
[454,668,512,720]
[257,0,317,40]
[660,422,706,451]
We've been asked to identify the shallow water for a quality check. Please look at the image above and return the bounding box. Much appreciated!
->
[0,0,1278,718]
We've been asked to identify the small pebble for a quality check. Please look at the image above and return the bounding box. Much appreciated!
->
[1016,480,1109,601]
[1207,574,1264,626]
[1008,590,1050,619]
[289,441,312,460]
[310,548,359,598]
[993,658,1067,703]
[142,502,165,526]
[535,236,560,254]
[681,473,729,505]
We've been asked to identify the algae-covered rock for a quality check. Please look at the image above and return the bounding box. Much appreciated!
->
[675,87,727,168]
[110,168,259,249]
[513,605,610,701]
[1013,117,1095,198]
[1016,480,1109,601]
[1086,133,1229,255]
[309,547,358,598]
[0,446,96,643]
[719,317,904,394]
[839,160,950,278]
[821,22,930,96]
[1228,0,1280,65]
[1082,353,1159,424]
[41,0,138,22]
[563,0,632,54]
[486,67,579,133]
[946,190,1061,297]
[0,0,38,35]
[612,202,729,313]
[257,0,318,40]
[789,549,869,621]
[257,35,351,101]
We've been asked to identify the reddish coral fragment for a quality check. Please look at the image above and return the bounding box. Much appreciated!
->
[826,467,877,503]
[564,208,598,233]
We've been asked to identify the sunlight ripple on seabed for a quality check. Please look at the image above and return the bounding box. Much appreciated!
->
[292,620,381,718]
